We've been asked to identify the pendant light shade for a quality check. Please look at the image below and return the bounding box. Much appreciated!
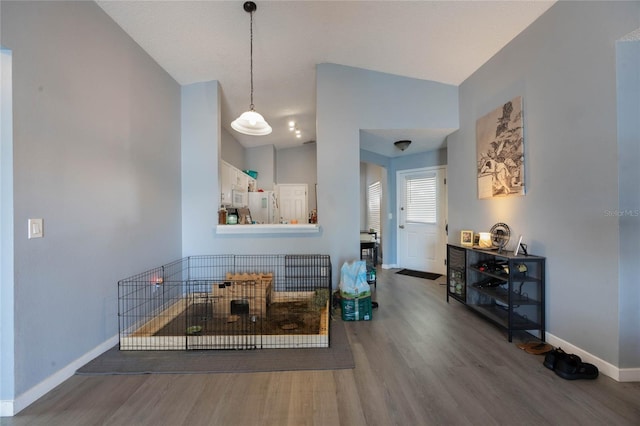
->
[231,109,272,136]
[232,1,272,136]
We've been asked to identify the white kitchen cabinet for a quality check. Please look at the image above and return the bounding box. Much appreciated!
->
[220,160,233,205]
[221,160,253,206]
[236,170,248,192]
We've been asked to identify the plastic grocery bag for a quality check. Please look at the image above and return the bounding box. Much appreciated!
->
[339,260,371,299]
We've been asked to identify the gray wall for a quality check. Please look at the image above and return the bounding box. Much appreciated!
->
[220,127,245,171]
[1,0,182,403]
[5,0,637,412]
[276,143,318,212]
[361,148,448,267]
[246,144,276,191]
[1,48,16,403]
[181,81,220,258]
[221,137,318,215]
[446,1,640,366]
[616,36,640,368]
[181,64,458,285]
[182,83,326,257]
[317,64,458,277]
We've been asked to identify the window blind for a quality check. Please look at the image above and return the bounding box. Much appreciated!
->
[367,181,381,233]
[405,173,437,224]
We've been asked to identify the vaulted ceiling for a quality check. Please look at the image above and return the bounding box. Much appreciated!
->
[97,0,555,156]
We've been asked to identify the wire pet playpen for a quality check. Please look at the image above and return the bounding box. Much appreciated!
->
[118,255,332,350]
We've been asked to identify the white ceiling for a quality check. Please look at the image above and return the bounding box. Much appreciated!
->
[96,0,555,157]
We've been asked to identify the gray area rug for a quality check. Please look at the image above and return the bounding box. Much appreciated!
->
[76,319,354,375]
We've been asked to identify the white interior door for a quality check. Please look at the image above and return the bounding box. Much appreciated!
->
[397,167,447,274]
[276,184,308,224]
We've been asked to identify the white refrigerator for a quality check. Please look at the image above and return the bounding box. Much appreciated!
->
[248,191,279,224]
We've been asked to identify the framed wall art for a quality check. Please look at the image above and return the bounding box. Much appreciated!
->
[476,96,525,199]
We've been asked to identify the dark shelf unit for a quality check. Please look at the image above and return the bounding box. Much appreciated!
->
[446,244,545,342]
[446,244,467,303]
[360,231,377,288]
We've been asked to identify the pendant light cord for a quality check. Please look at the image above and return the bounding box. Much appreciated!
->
[249,9,254,111]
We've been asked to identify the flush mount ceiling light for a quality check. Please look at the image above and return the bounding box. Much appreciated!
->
[394,140,412,151]
[231,1,272,136]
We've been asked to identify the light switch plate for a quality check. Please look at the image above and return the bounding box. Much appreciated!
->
[28,218,43,239]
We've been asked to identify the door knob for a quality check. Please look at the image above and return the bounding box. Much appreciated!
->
[399,225,405,229]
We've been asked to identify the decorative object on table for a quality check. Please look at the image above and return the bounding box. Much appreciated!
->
[237,207,252,224]
[218,206,227,225]
[478,232,493,248]
[489,222,511,252]
[230,1,272,136]
[243,169,258,179]
[476,96,525,199]
[460,230,474,247]
[514,235,525,256]
[226,208,238,224]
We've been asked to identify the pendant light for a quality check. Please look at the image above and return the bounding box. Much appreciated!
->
[231,1,272,136]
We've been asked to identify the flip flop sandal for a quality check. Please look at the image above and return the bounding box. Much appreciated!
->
[517,342,553,354]
[524,342,553,355]
[517,341,540,349]
[516,342,534,350]
[554,357,599,380]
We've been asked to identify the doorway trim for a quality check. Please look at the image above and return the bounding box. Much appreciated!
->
[395,165,447,274]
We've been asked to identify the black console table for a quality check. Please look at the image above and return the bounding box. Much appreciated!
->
[447,244,545,342]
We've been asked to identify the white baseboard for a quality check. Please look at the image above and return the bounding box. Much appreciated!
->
[0,400,14,417]
[3,335,118,417]
[381,263,397,270]
[619,367,640,382]
[545,333,640,382]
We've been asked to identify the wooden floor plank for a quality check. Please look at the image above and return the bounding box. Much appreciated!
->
[3,268,640,425]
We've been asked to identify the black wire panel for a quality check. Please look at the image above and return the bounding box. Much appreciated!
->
[118,255,331,350]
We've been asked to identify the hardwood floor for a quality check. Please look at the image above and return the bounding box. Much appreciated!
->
[4,268,640,425]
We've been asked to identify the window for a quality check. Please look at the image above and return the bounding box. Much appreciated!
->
[405,173,436,224]
[367,181,381,233]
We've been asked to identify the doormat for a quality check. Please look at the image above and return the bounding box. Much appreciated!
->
[396,269,442,281]
[76,319,353,375]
